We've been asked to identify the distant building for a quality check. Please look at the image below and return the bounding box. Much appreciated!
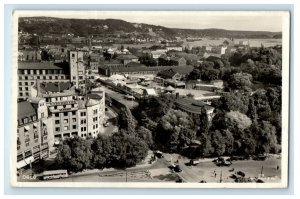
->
[150,51,166,59]
[116,54,139,66]
[17,99,53,169]
[18,49,41,62]
[166,46,183,52]
[174,97,215,121]
[169,57,186,66]
[157,68,182,80]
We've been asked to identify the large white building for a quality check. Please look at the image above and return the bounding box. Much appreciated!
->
[30,82,105,143]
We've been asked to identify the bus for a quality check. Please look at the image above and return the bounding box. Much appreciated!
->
[42,170,68,180]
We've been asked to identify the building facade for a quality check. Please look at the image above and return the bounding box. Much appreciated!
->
[17,99,53,169]
[69,51,86,88]
[18,62,70,100]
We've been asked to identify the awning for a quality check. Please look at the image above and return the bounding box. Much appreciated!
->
[24,126,30,131]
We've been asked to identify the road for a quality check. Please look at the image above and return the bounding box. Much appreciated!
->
[100,85,139,109]
[102,106,118,134]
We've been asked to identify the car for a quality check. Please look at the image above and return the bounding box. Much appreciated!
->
[174,165,182,173]
[154,151,164,158]
[190,159,200,166]
[103,122,109,127]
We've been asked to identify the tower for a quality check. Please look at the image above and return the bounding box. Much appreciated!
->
[69,51,85,89]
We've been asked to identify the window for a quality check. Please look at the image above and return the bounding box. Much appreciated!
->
[55,127,60,132]
[25,87,29,91]
[63,126,69,131]
[55,120,60,124]
[72,118,76,123]
[23,118,28,124]
[19,82,22,86]
[32,116,36,121]
[25,82,28,86]
[41,112,44,118]
[49,76,52,80]
[55,76,58,80]
[63,119,68,124]
[25,76,28,80]
[19,87,22,91]
[93,109,97,115]
[72,125,76,129]
[55,113,59,117]
[25,142,30,147]
[64,112,68,116]
[43,76,46,80]
[37,76,40,79]
[31,82,34,85]
[72,53,75,58]
[73,76,76,80]
[19,93,23,96]
[72,111,76,116]
[80,112,86,117]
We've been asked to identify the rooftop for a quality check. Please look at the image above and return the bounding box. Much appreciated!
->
[175,97,214,114]
[39,82,73,93]
[18,62,65,70]
[117,54,138,60]
[18,101,37,120]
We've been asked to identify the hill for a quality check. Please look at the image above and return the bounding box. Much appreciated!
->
[19,17,281,39]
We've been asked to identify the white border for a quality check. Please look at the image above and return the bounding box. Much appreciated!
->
[10,10,290,189]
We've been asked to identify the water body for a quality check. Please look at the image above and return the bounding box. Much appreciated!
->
[183,38,282,48]
[112,38,281,49]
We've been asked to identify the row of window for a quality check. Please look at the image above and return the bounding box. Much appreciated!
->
[55,118,77,124]
[18,69,64,75]
[55,111,76,117]
[18,116,37,126]
[55,125,76,132]
[18,92,29,97]
[19,75,66,80]
[19,82,35,86]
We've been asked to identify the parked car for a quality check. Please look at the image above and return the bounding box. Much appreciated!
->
[174,165,182,173]
[190,159,200,166]
[154,151,164,158]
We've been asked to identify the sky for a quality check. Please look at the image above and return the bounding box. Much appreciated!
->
[16,11,286,32]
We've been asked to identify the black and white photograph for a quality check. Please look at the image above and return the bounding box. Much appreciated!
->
[11,10,290,188]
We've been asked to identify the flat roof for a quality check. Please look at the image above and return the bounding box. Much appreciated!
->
[18,62,65,70]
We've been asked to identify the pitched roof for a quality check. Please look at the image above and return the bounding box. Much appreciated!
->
[126,62,145,67]
[39,82,72,93]
[18,62,64,70]
[157,69,178,79]
[18,101,37,120]
[117,54,138,60]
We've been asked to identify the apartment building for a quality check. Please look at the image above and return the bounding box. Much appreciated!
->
[17,98,53,169]
[31,82,105,143]
[17,62,70,100]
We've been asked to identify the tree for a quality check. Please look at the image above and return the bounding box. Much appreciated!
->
[227,72,253,91]
[210,130,226,157]
[135,126,154,148]
[55,137,93,172]
[156,109,196,152]
[118,107,135,132]
[198,107,209,135]
[254,121,280,154]
[225,111,252,131]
